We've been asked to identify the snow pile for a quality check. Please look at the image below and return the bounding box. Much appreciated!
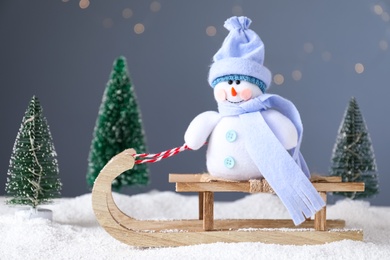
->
[0,192,389,260]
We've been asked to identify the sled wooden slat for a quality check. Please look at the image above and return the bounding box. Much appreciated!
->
[198,192,203,220]
[315,192,327,231]
[203,191,214,231]
[92,149,365,247]
[173,180,364,193]
[168,173,343,183]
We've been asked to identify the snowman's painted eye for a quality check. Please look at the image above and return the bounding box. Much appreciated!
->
[236,80,241,85]
[228,80,233,85]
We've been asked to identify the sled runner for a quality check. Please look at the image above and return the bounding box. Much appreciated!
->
[92,149,365,247]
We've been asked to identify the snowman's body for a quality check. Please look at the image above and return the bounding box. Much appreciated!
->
[185,81,298,181]
[205,109,296,180]
[206,115,259,180]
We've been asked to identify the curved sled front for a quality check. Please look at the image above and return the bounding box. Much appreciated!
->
[92,149,362,247]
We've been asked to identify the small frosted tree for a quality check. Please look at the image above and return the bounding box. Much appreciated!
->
[330,97,378,199]
[5,96,62,208]
[87,56,149,190]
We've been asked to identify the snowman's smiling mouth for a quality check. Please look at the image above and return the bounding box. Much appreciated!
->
[227,99,244,104]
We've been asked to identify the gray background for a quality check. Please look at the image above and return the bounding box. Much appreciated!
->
[1,0,389,205]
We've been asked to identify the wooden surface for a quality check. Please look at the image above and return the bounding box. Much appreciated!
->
[314,192,327,231]
[169,173,364,193]
[203,192,214,231]
[92,150,364,247]
[169,173,342,183]
[198,192,203,220]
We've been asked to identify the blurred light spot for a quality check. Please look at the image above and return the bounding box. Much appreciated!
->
[62,0,69,2]
[79,0,90,9]
[232,5,243,16]
[134,23,145,34]
[122,8,133,19]
[381,12,390,22]
[379,40,388,50]
[303,42,314,53]
[321,51,332,62]
[355,63,364,74]
[150,1,161,12]
[374,5,383,15]
[103,18,113,28]
[206,26,217,36]
[273,74,284,85]
[292,70,302,81]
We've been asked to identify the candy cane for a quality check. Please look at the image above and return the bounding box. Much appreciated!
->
[133,143,192,164]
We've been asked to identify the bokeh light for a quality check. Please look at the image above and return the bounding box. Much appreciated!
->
[206,26,217,37]
[381,12,390,22]
[273,74,284,85]
[122,8,133,19]
[374,5,383,15]
[134,23,145,34]
[79,0,90,9]
[355,63,365,74]
[292,70,302,81]
[150,1,161,12]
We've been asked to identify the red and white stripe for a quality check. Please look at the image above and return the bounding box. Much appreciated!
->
[133,143,191,164]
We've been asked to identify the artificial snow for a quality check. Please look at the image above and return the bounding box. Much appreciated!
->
[0,191,389,259]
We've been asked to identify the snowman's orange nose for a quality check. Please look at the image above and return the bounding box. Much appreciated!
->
[231,87,237,96]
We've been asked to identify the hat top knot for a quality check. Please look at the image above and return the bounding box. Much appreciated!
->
[224,16,252,31]
[208,16,272,90]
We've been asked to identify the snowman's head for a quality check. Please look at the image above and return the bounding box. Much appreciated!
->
[213,78,263,104]
[208,17,272,99]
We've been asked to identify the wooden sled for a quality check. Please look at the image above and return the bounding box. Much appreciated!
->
[92,149,365,247]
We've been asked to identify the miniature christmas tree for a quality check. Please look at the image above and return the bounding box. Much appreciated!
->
[330,97,379,199]
[5,96,62,208]
[87,56,149,190]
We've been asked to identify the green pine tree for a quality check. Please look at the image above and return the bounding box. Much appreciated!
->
[5,96,62,208]
[87,56,149,190]
[330,97,379,199]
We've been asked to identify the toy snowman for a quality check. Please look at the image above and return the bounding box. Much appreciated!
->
[184,16,325,225]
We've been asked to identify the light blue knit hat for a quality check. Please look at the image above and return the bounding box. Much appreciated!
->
[208,16,272,92]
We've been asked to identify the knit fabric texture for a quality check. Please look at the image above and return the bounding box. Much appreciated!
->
[211,74,267,93]
[208,16,272,89]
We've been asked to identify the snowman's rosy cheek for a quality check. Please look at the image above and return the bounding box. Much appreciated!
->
[215,89,227,102]
[240,88,252,101]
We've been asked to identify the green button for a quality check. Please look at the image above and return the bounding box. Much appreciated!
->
[225,130,237,142]
[224,156,235,169]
